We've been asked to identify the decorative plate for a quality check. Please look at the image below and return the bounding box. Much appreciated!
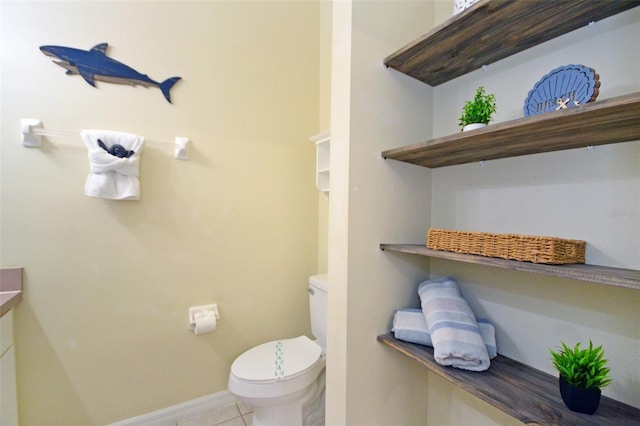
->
[453,0,481,15]
[523,64,600,117]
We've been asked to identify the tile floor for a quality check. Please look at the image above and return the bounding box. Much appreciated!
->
[176,400,253,426]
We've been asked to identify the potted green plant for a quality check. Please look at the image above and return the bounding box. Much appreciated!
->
[458,86,497,131]
[549,340,612,415]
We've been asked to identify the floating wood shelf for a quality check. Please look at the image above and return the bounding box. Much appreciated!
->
[384,0,640,86]
[380,244,640,290]
[378,333,640,426]
[381,92,640,168]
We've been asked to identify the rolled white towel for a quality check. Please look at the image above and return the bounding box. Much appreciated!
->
[392,309,497,359]
[418,276,490,371]
[81,129,144,200]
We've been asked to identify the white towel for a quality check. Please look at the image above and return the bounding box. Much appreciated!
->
[418,276,490,371]
[81,130,144,200]
[392,309,497,359]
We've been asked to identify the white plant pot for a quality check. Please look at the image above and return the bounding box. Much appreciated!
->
[462,123,487,132]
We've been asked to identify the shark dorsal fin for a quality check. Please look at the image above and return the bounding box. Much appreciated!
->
[90,43,109,54]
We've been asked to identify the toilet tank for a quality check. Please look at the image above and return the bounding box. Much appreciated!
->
[308,274,327,350]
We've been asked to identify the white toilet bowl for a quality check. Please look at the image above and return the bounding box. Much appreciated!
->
[228,335,325,426]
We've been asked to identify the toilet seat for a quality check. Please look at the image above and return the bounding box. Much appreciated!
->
[231,336,321,384]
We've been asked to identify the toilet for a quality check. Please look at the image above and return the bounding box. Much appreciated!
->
[228,274,328,426]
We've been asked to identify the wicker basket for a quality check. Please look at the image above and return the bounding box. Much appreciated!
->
[427,228,586,264]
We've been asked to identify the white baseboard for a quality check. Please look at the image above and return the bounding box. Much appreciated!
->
[108,390,237,426]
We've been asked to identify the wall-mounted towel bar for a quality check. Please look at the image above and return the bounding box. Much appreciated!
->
[21,118,190,160]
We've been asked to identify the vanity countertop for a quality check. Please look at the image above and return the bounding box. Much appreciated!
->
[0,268,23,317]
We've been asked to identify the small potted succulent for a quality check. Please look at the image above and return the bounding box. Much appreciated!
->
[458,86,497,131]
[549,340,612,415]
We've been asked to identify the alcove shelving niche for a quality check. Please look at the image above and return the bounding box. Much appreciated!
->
[378,0,640,424]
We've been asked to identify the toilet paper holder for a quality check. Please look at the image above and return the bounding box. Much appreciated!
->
[188,304,219,332]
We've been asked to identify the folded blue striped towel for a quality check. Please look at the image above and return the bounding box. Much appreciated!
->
[418,276,490,371]
[392,309,497,359]
[392,309,433,346]
[477,318,497,359]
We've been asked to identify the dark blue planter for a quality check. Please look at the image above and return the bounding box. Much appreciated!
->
[559,375,601,415]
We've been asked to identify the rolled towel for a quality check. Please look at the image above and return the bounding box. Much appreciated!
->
[392,309,433,346]
[418,276,490,371]
[477,318,497,359]
[392,309,497,359]
[81,129,144,200]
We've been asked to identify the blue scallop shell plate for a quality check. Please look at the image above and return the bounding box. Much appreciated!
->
[524,64,600,117]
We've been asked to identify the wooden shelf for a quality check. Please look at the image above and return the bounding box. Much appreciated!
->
[380,244,640,290]
[378,333,640,426]
[381,92,640,168]
[384,0,640,86]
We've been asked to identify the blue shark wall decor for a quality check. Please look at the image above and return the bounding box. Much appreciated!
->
[40,43,181,104]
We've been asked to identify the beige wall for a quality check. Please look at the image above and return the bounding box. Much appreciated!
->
[0,1,319,424]
[316,0,332,274]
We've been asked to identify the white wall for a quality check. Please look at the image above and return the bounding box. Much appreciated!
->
[326,1,435,425]
[429,5,640,421]
[0,2,319,424]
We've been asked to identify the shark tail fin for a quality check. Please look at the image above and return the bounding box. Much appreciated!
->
[160,77,182,103]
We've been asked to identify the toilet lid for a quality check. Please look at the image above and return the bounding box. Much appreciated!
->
[231,335,321,383]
